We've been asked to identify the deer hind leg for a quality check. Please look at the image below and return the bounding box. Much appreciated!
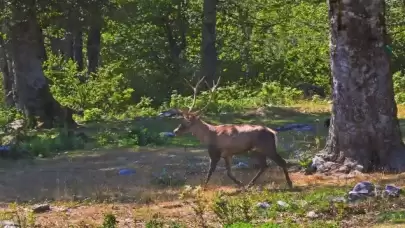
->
[270,152,293,189]
[246,153,268,188]
[224,156,243,187]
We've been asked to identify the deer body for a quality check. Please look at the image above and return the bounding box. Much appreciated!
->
[172,75,292,189]
[174,115,293,189]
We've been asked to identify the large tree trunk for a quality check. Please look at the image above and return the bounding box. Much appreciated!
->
[10,3,76,129]
[315,0,405,173]
[201,0,218,86]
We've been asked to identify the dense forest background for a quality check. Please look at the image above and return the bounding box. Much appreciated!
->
[1,0,405,125]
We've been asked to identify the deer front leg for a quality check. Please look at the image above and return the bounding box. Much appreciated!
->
[204,156,220,188]
[203,146,221,189]
[224,156,243,187]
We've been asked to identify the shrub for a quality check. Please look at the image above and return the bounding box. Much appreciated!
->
[393,71,405,104]
[43,54,134,117]
[257,81,303,106]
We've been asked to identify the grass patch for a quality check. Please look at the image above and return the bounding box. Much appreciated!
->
[378,211,405,224]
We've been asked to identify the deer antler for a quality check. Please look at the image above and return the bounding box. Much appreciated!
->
[194,76,221,115]
[184,76,206,113]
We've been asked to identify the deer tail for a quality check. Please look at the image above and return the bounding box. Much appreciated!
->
[267,127,278,148]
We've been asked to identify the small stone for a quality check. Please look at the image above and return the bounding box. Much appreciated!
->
[312,156,324,167]
[277,200,289,208]
[31,203,50,213]
[1,220,19,228]
[324,161,338,169]
[307,211,319,218]
[350,170,363,176]
[355,165,364,172]
[338,165,349,173]
[257,202,271,209]
[329,196,347,203]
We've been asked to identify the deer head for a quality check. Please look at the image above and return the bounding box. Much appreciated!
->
[172,76,221,136]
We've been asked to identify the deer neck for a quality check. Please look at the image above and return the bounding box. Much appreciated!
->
[190,119,215,145]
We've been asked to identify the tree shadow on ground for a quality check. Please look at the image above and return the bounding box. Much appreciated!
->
[0,106,334,205]
[0,147,295,204]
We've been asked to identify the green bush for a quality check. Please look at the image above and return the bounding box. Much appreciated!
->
[166,81,303,115]
[101,213,118,228]
[257,81,303,106]
[19,131,86,157]
[43,54,134,117]
[393,71,405,104]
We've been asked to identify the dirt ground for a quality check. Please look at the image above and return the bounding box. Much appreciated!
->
[0,147,299,227]
[1,147,404,227]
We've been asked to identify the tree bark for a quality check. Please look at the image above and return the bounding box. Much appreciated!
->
[87,22,102,74]
[201,0,218,86]
[317,0,405,173]
[10,3,76,128]
[73,29,84,71]
[0,37,15,107]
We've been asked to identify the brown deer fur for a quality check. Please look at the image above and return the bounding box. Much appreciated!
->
[173,111,293,189]
[172,76,293,189]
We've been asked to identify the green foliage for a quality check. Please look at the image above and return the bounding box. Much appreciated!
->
[18,130,86,157]
[83,108,105,122]
[377,210,405,224]
[145,213,165,228]
[101,213,118,228]
[226,222,281,228]
[166,81,305,116]
[99,0,333,101]
[258,82,303,106]
[393,71,405,104]
[94,126,168,148]
[0,106,22,129]
[43,54,134,118]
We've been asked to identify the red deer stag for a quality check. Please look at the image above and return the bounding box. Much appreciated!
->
[172,76,293,189]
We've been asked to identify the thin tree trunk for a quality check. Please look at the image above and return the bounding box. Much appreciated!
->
[73,30,84,71]
[201,0,218,86]
[237,6,252,79]
[0,37,14,107]
[316,0,405,173]
[87,22,102,74]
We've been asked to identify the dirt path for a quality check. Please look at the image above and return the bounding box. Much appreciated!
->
[0,147,294,203]
[1,147,404,227]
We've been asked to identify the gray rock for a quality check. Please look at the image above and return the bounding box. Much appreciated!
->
[354,165,364,172]
[307,211,319,218]
[31,203,50,213]
[1,220,19,228]
[329,196,347,203]
[337,165,350,173]
[256,202,271,209]
[311,156,324,168]
[277,200,289,208]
